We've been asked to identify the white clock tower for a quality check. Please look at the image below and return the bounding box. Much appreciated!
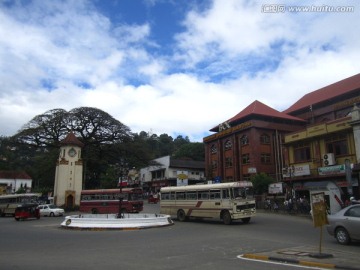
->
[54,132,84,208]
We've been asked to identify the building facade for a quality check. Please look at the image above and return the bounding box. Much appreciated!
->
[0,171,33,194]
[203,100,305,183]
[283,74,360,200]
[203,73,360,201]
[140,155,205,192]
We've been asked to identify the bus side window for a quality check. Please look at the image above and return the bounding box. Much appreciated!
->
[170,192,176,200]
[199,191,209,200]
[210,190,221,200]
[176,192,185,200]
[161,192,170,200]
[222,189,230,199]
[186,192,196,200]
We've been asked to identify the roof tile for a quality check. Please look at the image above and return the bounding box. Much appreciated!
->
[283,73,360,114]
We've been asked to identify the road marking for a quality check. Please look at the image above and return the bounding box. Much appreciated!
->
[237,254,326,269]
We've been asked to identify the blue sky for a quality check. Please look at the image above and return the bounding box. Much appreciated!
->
[0,0,359,142]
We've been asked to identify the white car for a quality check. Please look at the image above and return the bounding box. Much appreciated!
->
[39,204,65,217]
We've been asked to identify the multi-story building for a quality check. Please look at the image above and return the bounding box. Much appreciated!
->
[139,155,205,192]
[203,73,360,201]
[283,73,360,200]
[203,100,305,182]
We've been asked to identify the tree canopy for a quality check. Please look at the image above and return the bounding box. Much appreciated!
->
[1,107,205,192]
[14,107,132,148]
[250,173,276,195]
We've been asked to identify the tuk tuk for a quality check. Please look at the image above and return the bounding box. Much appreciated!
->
[14,203,40,221]
[148,194,160,204]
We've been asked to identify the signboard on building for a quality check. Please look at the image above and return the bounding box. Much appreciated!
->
[283,164,310,177]
[268,182,283,194]
[318,164,346,176]
[177,171,188,186]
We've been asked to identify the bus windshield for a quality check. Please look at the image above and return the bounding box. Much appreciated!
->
[128,193,142,201]
[232,187,254,199]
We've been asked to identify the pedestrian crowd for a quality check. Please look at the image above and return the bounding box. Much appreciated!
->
[264,196,311,214]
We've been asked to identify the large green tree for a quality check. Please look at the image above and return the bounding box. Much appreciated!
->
[173,142,205,161]
[13,107,133,190]
[250,173,276,195]
[4,107,203,191]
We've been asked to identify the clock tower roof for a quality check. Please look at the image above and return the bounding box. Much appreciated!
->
[60,132,84,148]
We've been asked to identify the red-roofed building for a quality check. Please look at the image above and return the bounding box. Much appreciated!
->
[283,73,360,118]
[0,171,33,194]
[203,73,360,204]
[204,100,306,183]
[283,74,360,202]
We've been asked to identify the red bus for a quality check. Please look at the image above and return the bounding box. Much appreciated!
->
[80,188,143,214]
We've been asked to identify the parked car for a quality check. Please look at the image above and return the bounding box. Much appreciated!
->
[326,204,360,245]
[38,204,65,217]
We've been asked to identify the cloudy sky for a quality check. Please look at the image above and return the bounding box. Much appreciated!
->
[1,0,359,142]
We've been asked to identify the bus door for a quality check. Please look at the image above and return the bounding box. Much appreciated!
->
[221,189,231,208]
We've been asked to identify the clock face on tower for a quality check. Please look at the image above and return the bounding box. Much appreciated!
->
[68,148,77,157]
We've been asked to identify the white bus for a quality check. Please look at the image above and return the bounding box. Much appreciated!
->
[0,193,41,216]
[160,181,256,225]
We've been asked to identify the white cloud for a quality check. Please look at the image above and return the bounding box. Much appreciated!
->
[0,0,359,143]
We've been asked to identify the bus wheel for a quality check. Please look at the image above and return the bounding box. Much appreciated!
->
[241,217,251,224]
[177,209,187,222]
[222,211,232,225]
[91,209,98,214]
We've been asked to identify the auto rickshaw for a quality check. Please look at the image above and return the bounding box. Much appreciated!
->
[148,194,160,204]
[14,203,40,221]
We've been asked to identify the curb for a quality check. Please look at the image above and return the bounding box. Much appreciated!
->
[60,223,174,231]
[242,254,360,270]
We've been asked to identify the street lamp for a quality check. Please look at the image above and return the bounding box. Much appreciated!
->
[282,165,295,198]
[117,159,128,219]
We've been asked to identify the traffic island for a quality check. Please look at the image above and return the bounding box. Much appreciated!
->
[240,245,360,270]
[61,213,174,230]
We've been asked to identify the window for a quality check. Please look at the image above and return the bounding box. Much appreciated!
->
[222,189,230,199]
[294,143,311,162]
[176,192,185,200]
[211,144,217,154]
[242,154,250,164]
[261,153,271,164]
[225,157,233,168]
[325,134,348,156]
[260,134,270,144]
[240,135,248,145]
[198,191,209,200]
[345,206,360,218]
[210,190,221,200]
[212,160,218,169]
[186,192,197,200]
[161,193,170,200]
[224,140,232,150]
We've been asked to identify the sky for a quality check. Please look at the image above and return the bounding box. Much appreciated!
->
[0,0,359,142]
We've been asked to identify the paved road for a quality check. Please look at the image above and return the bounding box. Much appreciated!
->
[0,202,359,270]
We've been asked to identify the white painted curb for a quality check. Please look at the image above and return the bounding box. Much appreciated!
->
[61,213,174,230]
